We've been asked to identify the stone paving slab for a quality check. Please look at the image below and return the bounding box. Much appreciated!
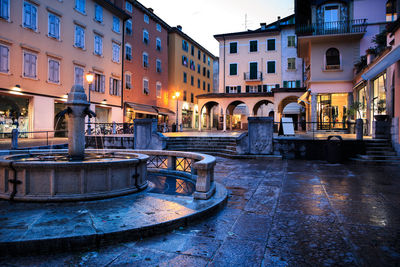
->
[1,158,400,266]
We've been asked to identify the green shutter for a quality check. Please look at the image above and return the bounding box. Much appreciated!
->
[283,81,288,88]
[225,86,229,93]
[258,85,262,92]
[246,85,249,92]
[263,85,267,92]
[237,85,241,93]
[267,62,275,73]
[267,39,275,51]
[275,84,280,88]
[296,80,301,87]
[230,64,237,75]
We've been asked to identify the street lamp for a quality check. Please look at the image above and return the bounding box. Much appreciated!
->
[85,73,94,134]
[172,91,180,131]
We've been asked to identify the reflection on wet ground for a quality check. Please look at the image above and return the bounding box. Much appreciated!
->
[147,174,195,196]
[2,158,400,266]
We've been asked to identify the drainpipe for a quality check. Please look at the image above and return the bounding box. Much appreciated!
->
[223,36,226,92]
[121,19,126,112]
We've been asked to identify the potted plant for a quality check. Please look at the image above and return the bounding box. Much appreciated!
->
[374,99,388,121]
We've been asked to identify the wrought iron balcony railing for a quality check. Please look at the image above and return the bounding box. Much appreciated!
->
[244,71,263,81]
[296,19,367,36]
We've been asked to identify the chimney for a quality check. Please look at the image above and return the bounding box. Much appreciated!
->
[177,25,182,31]
[260,23,266,30]
[277,16,281,20]
[148,8,153,13]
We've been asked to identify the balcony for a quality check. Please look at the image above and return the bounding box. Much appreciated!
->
[244,71,263,81]
[296,19,367,36]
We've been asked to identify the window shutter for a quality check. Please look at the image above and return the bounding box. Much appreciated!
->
[283,81,288,88]
[275,84,280,88]
[55,62,59,82]
[237,85,241,93]
[296,80,301,87]
[101,75,105,93]
[257,85,262,92]
[225,86,229,93]
[23,54,28,76]
[109,77,112,95]
[263,85,267,92]
[32,5,37,29]
[0,46,8,72]
[245,85,249,93]
[118,80,122,96]
[24,3,30,27]
[32,55,36,77]
[49,60,54,81]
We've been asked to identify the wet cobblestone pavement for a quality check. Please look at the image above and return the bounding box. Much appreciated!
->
[2,158,400,266]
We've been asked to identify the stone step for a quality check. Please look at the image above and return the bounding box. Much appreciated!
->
[167,145,237,152]
[349,157,400,165]
[166,147,238,155]
[356,154,400,161]
[365,146,393,150]
[365,151,397,156]
[167,140,237,144]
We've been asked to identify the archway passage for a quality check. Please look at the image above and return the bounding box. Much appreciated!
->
[226,101,249,130]
[199,101,220,130]
[278,96,306,131]
[253,100,274,117]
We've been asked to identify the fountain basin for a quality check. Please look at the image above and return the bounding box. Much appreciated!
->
[0,150,148,202]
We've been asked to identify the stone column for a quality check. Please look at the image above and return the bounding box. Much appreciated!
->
[311,93,317,131]
[223,112,227,132]
[366,80,372,135]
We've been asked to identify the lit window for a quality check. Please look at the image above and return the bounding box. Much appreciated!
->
[94,4,103,23]
[75,0,85,14]
[23,2,37,30]
[0,0,10,20]
[0,44,9,73]
[109,77,121,96]
[144,14,149,24]
[23,51,37,78]
[48,59,60,83]
[74,25,85,49]
[113,16,120,33]
[112,43,120,63]
[74,66,84,85]
[94,34,103,56]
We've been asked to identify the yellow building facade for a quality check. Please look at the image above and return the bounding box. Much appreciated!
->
[168,26,215,129]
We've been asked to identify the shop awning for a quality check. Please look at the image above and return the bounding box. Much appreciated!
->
[362,45,400,80]
[154,106,175,115]
[125,103,158,115]
[297,89,310,105]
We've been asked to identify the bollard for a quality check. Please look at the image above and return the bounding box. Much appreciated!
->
[11,129,18,150]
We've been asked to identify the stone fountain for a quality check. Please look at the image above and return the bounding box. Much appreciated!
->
[0,85,148,201]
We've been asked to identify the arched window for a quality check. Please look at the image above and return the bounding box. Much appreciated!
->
[326,48,340,69]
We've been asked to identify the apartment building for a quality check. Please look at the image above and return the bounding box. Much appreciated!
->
[112,0,172,125]
[0,0,129,136]
[168,26,215,129]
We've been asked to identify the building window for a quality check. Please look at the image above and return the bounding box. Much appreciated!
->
[144,14,149,24]
[202,67,206,76]
[387,0,398,22]
[156,59,161,73]
[75,0,85,14]
[143,30,149,44]
[197,78,200,88]
[23,2,37,30]
[156,82,161,98]
[283,80,300,88]
[249,40,258,52]
[229,42,237,54]
[125,44,132,60]
[156,38,161,51]
[208,57,210,66]
[126,20,132,35]
[93,73,105,93]
[190,60,195,71]
[264,84,276,92]
[190,75,194,86]
[156,23,161,32]
[229,63,237,75]
[287,58,296,70]
[190,93,194,103]
[142,52,148,68]
[183,72,187,83]
[207,83,210,92]
[48,59,60,83]
[126,1,133,13]
[288,36,296,47]
[74,25,85,49]
[0,0,10,20]
[48,13,60,39]
[113,16,120,33]
[207,69,210,78]
[183,91,187,101]
[74,66,84,85]
[324,5,339,23]
[203,81,206,90]
[326,47,340,69]
[94,34,103,56]
[191,45,194,56]
[203,54,206,63]
[267,61,275,73]
[0,44,9,73]
[125,73,131,89]
[198,50,201,60]
[143,78,149,95]
[182,40,188,52]
[23,51,37,78]
[109,77,121,96]
[112,43,120,63]
[267,39,275,51]
[94,4,103,23]
[182,55,188,67]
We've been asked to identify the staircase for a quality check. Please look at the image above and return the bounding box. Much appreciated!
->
[166,137,238,157]
[352,139,400,164]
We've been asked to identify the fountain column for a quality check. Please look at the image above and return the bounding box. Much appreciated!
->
[66,85,90,160]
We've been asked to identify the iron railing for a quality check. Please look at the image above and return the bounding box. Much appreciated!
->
[296,19,367,36]
[244,71,263,81]
[85,123,134,135]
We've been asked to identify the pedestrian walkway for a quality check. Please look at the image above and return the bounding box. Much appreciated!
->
[1,157,399,266]
[0,137,67,150]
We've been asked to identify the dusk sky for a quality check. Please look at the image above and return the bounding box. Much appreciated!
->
[138,0,294,56]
